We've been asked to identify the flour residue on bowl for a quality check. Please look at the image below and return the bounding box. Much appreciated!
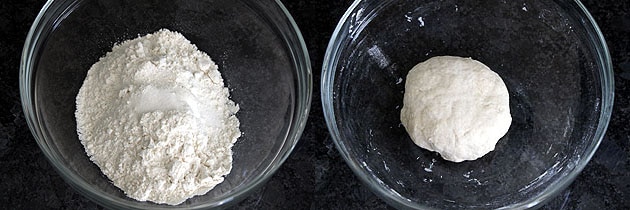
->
[423,158,436,173]
[417,17,425,27]
[367,45,390,69]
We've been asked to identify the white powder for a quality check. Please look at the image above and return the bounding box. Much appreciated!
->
[75,29,241,205]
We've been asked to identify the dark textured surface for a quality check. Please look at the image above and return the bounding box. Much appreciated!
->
[0,0,627,209]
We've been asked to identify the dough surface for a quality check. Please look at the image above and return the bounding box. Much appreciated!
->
[400,56,511,162]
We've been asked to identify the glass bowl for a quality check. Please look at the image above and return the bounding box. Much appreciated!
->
[20,0,311,209]
[322,0,613,209]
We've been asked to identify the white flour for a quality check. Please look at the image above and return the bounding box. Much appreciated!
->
[75,29,241,205]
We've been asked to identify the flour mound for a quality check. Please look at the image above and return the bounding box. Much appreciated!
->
[400,56,511,162]
[75,29,240,205]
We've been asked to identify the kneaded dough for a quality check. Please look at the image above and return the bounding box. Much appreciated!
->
[400,56,511,162]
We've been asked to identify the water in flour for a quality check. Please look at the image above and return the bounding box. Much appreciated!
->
[75,29,241,205]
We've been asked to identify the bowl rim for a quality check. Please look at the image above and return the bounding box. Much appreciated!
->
[321,0,614,209]
[20,0,312,209]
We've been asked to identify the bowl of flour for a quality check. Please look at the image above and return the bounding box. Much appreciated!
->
[20,0,311,209]
[322,0,613,209]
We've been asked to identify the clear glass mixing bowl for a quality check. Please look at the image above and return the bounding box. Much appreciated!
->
[322,0,613,209]
[20,0,311,209]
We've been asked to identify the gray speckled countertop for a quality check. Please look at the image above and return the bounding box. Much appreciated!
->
[1,0,628,209]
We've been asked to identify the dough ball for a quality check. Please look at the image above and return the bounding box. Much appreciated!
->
[400,56,511,162]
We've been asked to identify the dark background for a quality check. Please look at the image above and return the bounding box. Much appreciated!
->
[1,0,628,209]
